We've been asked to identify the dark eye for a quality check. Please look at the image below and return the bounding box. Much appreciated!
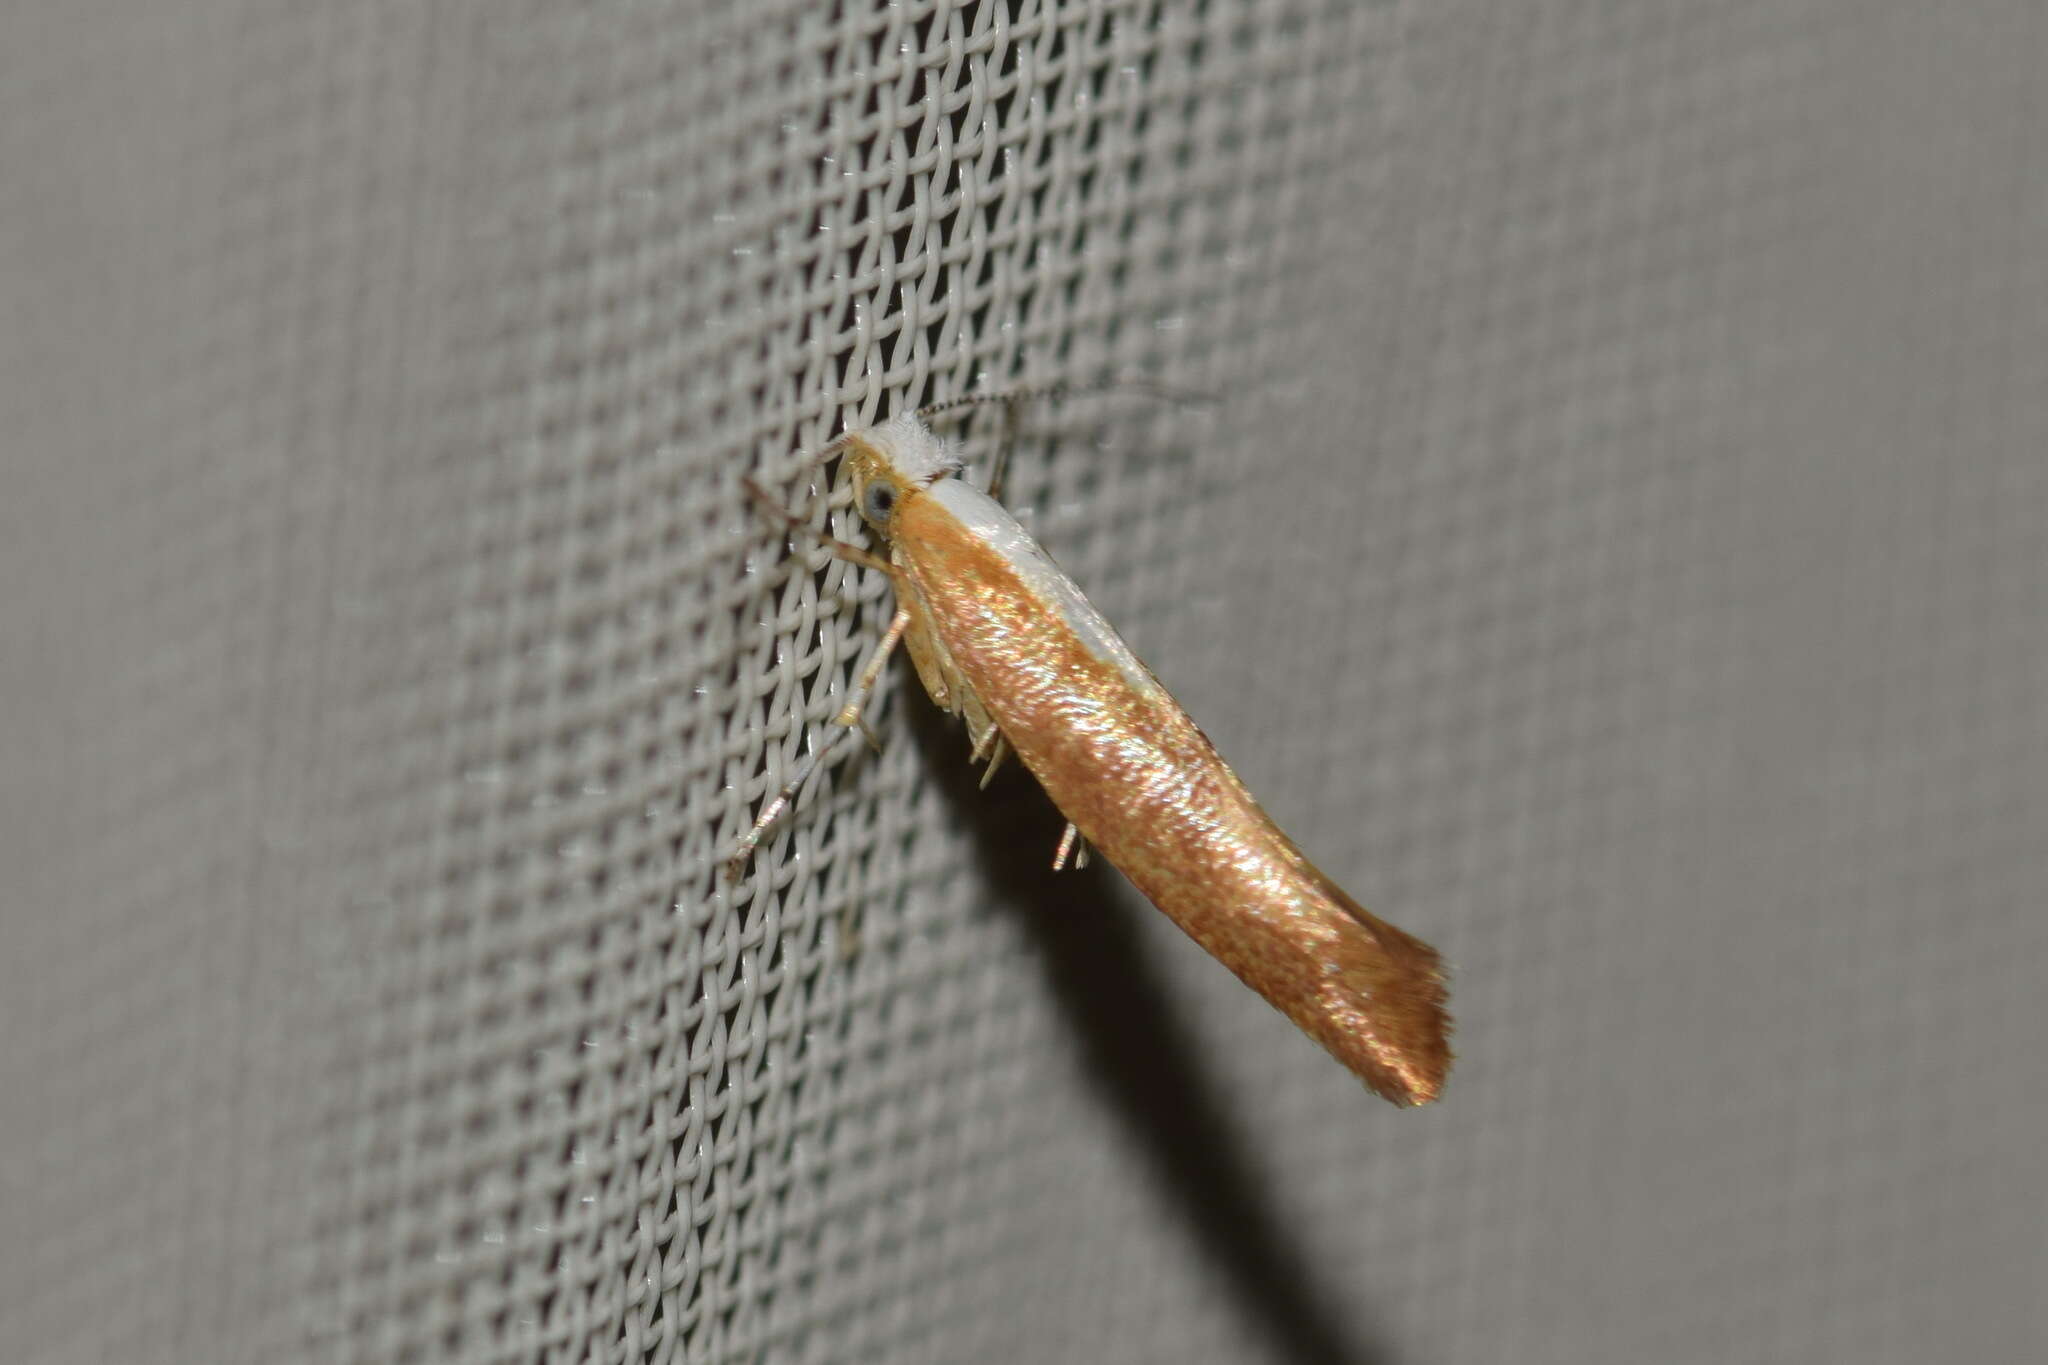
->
[862,480,898,524]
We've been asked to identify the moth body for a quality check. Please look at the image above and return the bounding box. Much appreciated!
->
[827,413,1453,1106]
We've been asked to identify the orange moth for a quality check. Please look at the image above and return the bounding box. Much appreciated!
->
[732,403,1451,1105]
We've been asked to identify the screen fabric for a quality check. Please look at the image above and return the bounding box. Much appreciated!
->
[2,3,2045,1363]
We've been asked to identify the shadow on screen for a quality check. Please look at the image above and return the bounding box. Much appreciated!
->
[906,699,1397,1365]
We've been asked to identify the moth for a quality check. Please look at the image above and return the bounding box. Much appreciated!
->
[731,401,1452,1105]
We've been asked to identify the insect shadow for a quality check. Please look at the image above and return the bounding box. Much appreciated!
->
[901,695,1398,1365]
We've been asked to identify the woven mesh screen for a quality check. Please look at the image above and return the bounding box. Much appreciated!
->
[4,2,2046,1362]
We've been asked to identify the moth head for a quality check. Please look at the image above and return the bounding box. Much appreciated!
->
[842,415,964,536]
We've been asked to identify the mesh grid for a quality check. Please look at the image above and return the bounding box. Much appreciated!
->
[4,2,2046,1363]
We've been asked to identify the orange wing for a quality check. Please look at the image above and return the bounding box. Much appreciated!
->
[893,485,1452,1105]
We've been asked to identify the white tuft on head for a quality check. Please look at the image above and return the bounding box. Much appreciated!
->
[853,414,965,487]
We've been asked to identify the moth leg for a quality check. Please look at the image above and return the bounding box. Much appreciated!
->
[977,735,1009,789]
[726,607,912,881]
[984,394,1024,501]
[969,723,999,763]
[835,606,913,749]
[1051,822,1092,872]
[741,476,893,575]
[898,601,956,711]
[962,694,1013,789]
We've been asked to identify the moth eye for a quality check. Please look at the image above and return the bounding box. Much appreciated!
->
[862,480,898,524]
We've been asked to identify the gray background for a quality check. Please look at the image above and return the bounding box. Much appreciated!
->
[3,3,2044,1362]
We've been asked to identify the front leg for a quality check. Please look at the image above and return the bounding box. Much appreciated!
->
[725,607,913,881]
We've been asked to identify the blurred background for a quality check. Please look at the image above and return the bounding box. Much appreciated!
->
[3,3,2043,1362]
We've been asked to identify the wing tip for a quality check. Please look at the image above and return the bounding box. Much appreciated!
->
[1342,923,1456,1108]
